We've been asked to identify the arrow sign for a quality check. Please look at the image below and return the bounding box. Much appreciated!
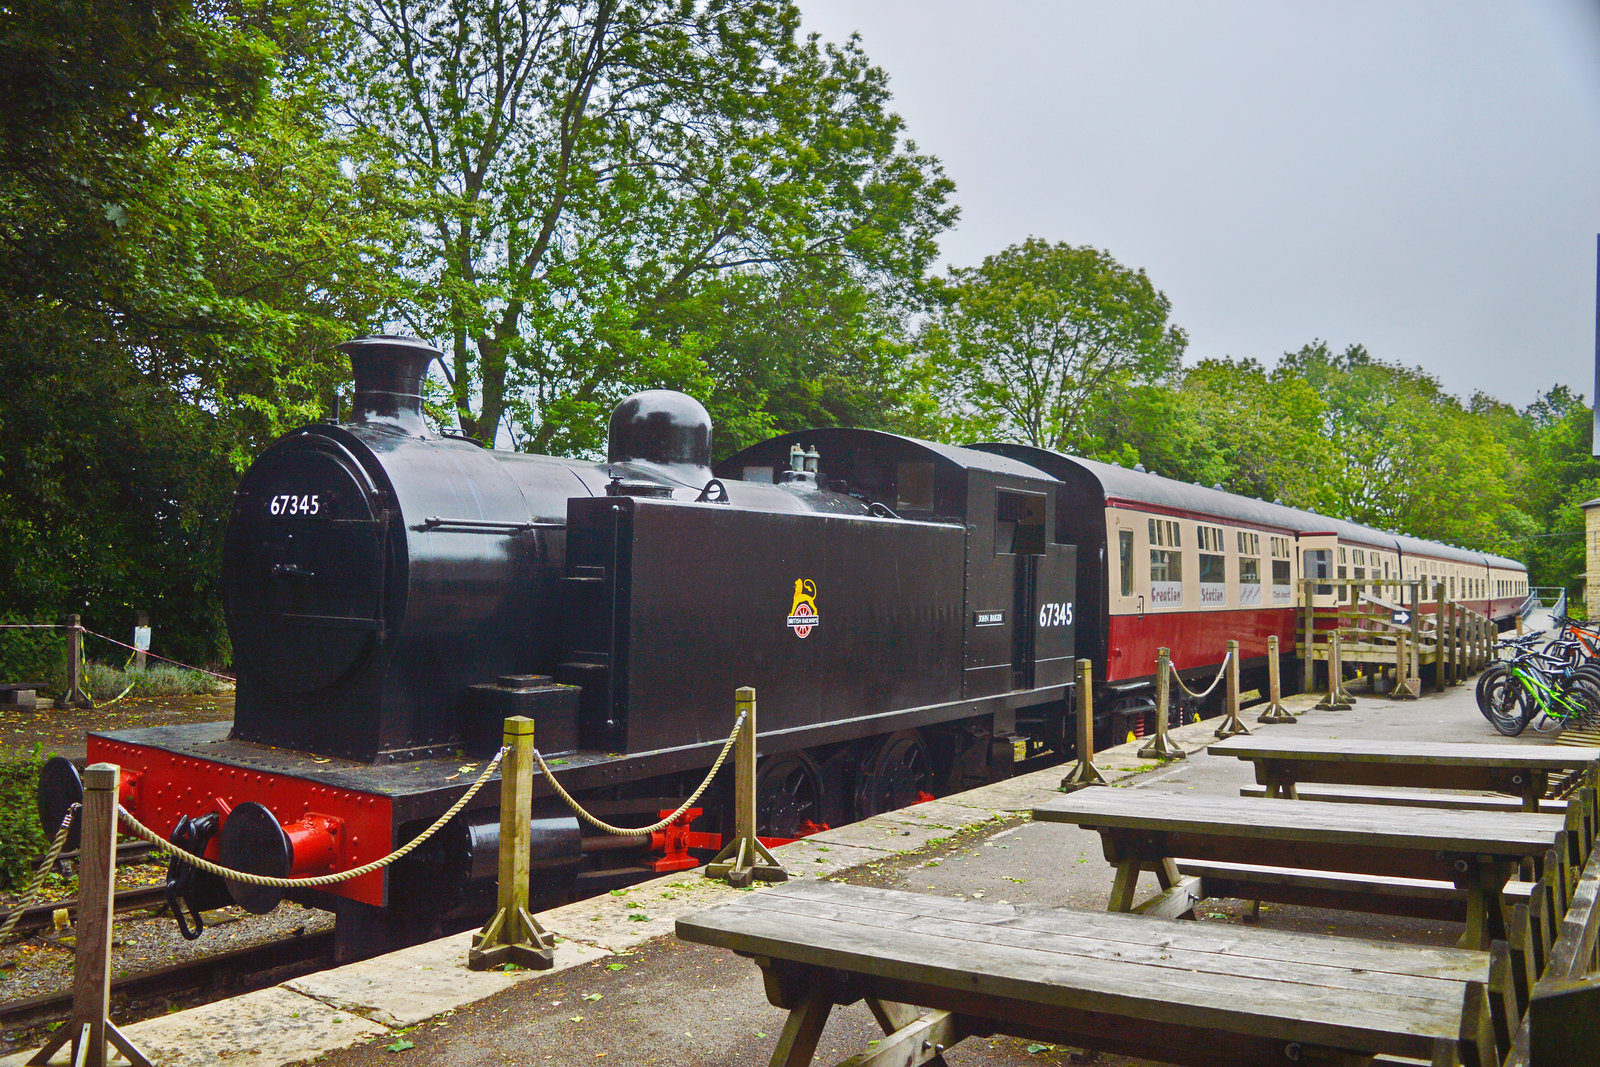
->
[1392,610,1411,626]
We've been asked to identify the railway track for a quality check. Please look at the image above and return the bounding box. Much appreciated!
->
[2,883,170,940]
[0,929,335,1041]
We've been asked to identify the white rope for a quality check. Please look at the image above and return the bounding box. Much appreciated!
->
[115,747,506,888]
[0,805,79,942]
[1167,649,1233,701]
[532,711,747,836]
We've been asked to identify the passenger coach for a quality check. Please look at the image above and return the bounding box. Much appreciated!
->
[971,445,1528,741]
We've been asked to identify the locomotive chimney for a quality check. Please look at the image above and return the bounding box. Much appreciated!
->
[338,335,441,435]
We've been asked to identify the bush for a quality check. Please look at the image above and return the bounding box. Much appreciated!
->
[0,618,65,691]
[0,742,48,889]
[83,661,230,699]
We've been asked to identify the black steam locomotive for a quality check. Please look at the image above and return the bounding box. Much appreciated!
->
[41,336,1081,958]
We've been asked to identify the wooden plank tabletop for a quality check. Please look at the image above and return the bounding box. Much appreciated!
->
[677,881,1487,1061]
[1033,790,1566,854]
[1208,736,1600,769]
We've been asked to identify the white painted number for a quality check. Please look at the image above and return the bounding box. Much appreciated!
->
[269,494,321,516]
[1038,602,1073,628]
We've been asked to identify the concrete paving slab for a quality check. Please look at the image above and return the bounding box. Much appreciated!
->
[799,813,943,852]
[768,835,889,876]
[282,929,610,1029]
[0,986,389,1067]
[540,872,752,951]
[869,798,1003,832]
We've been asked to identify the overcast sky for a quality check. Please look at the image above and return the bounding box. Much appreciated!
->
[796,1,1600,409]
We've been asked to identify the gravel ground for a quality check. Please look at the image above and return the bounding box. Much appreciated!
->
[0,690,339,1056]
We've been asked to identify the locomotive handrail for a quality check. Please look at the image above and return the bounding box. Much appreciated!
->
[1167,649,1233,702]
[112,745,508,889]
[414,517,562,532]
[532,710,748,836]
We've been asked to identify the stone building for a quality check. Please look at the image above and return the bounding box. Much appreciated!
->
[1585,498,1600,617]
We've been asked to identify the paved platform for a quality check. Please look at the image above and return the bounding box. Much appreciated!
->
[4,668,1557,1067]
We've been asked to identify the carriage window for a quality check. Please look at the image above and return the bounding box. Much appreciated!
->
[1237,531,1260,556]
[896,462,935,511]
[1119,529,1134,597]
[995,490,1045,555]
[1304,549,1332,597]
[1198,524,1226,605]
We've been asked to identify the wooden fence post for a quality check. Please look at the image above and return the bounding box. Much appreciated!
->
[133,611,150,672]
[706,688,787,886]
[468,716,555,970]
[1138,648,1185,759]
[26,764,152,1067]
[1389,632,1420,700]
[55,614,91,709]
[1316,632,1354,711]
[1061,659,1108,791]
[1301,580,1315,694]
[1257,635,1295,723]
[1440,588,1452,697]
[1214,640,1250,739]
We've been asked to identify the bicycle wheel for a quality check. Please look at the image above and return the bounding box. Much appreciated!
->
[1482,671,1529,737]
[1475,663,1508,723]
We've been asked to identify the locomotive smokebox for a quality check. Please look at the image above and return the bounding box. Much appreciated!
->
[340,335,440,436]
[608,391,712,474]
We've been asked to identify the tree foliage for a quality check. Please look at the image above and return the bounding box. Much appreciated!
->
[345,0,954,454]
[916,239,1187,450]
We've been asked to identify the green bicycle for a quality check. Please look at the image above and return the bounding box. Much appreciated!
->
[1476,643,1600,737]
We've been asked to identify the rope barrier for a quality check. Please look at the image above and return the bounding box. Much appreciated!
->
[115,746,507,888]
[0,805,79,942]
[0,623,65,629]
[82,630,235,681]
[533,710,747,836]
[1167,649,1233,701]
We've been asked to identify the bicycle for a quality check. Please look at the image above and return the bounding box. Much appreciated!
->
[1476,644,1600,737]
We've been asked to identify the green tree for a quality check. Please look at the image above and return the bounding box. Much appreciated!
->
[345,0,954,454]
[916,238,1187,450]
[0,0,400,665]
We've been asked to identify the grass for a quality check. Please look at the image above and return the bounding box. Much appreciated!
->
[83,660,231,698]
[0,742,48,888]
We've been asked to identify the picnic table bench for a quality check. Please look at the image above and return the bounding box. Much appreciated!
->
[676,880,1506,1067]
[1208,737,1600,813]
[1032,790,1569,949]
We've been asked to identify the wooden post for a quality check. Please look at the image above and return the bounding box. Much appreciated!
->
[1435,583,1448,694]
[1410,581,1422,684]
[1138,648,1185,759]
[1257,635,1295,723]
[468,716,555,970]
[133,611,149,672]
[1060,659,1108,791]
[1214,640,1250,738]
[706,688,787,886]
[1300,580,1315,693]
[1390,632,1420,700]
[55,613,91,709]
[26,764,152,1067]
[1316,632,1354,711]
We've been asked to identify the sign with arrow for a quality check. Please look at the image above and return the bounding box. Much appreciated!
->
[1392,609,1411,627]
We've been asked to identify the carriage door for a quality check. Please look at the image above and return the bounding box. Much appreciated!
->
[996,490,1047,689]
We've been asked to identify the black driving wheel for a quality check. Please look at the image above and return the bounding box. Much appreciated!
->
[755,751,824,839]
[853,730,935,819]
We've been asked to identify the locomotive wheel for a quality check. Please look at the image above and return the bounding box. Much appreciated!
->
[36,756,84,852]
[755,752,823,840]
[853,730,935,820]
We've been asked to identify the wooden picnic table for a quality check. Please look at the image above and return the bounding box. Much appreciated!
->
[1208,736,1600,812]
[1032,790,1568,950]
[675,880,1500,1067]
